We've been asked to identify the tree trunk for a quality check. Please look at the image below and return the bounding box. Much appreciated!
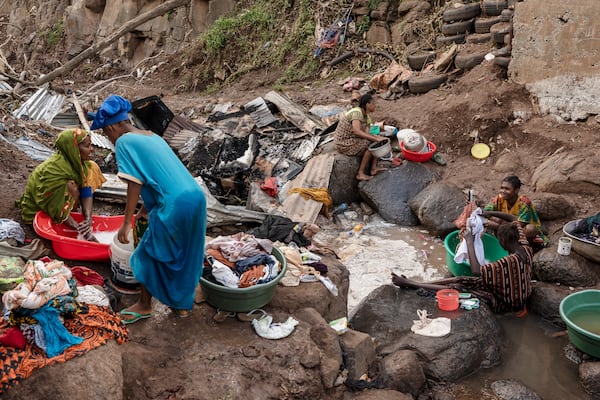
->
[27,0,189,90]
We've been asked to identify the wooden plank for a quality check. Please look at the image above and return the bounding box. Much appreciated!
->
[72,93,90,130]
[281,153,335,224]
[264,91,326,135]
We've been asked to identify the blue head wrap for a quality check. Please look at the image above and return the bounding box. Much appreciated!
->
[90,95,132,130]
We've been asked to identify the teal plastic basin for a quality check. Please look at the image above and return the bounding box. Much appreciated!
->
[199,246,288,312]
[560,289,600,358]
[444,230,508,276]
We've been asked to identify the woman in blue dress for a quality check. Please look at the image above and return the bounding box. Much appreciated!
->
[91,95,207,323]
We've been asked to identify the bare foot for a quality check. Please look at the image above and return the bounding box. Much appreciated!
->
[372,167,388,175]
[356,173,373,181]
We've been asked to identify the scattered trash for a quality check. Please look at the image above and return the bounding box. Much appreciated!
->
[251,311,299,339]
[410,309,451,337]
[329,317,348,335]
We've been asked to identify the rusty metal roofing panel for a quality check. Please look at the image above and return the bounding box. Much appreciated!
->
[13,87,65,123]
[244,97,278,128]
[281,153,335,224]
[162,115,208,144]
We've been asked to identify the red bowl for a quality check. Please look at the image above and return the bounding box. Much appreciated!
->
[33,211,127,261]
[400,140,437,162]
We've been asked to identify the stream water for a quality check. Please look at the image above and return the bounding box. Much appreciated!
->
[313,216,590,399]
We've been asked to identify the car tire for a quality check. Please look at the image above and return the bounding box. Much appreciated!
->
[482,0,508,16]
[435,34,466,48]
[408,73,448,94]
[443,3,481,22]
[407,51,437,71]
[455,52,487,69]
[441,18,475,36]
[474,16,502,34]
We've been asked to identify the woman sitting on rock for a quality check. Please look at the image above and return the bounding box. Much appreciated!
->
[484,175,549,252]
[392,212,533,314]
[333,93,389,181]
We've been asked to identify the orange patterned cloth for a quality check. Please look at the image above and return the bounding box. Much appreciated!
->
[0,305,128,394]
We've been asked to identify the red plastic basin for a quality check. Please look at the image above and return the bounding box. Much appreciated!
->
[33,211,126,261]
[400,140,436,162]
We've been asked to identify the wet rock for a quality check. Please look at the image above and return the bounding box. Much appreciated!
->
[579,361,600,397]
[533,248,600,287]
[350,285,501,382]
[490,378,542,400]
[528,281,573,327]
[358,163,439,226]
[380,349,425,396]
[409,182,465,237]
[328,153,363,205]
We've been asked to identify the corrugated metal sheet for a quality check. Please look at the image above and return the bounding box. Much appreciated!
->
[13,87,65,123]
[0,81,12,92]
[91,131,114,151]
[162,115,208,145]
[244,97,278,128]
[290,136,321,161]
[51,112,80,128]
[281,153,335,224]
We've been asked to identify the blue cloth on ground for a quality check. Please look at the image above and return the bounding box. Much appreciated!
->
[32,305,83,358]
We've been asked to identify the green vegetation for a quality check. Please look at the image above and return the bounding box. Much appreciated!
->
[183,0,319,92]
[43,20,64,47]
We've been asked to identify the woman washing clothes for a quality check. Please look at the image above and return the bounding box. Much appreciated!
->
[90,95,207,323]
[484,175,549,252]
[334,93,389,181]
[17,128,105,241]
[392,211,533,314]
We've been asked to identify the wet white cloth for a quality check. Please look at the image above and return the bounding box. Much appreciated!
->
[454,207,485,266]
[410,310,451,337]
[251,312,299,339]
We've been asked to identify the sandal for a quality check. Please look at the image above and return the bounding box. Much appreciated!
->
[236,309,267,322]
[171,308,192,319]
[213,309,236,322]
[431,152,447,166]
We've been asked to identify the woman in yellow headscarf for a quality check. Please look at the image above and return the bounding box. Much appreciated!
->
[17,128,106,240]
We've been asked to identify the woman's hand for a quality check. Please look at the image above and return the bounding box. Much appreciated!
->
[118,222,131,244]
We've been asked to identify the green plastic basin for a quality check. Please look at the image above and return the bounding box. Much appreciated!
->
[199,246,288,312]
[560,289,600,358]
[444,230,508,276]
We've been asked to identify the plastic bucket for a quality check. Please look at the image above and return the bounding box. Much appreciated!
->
[436,289,459,311]
[444,230,508,276]
[368,138,392,158]
[559,289,600,358]
[108,232,140,293]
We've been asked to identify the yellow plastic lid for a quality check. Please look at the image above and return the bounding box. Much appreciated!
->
[471,143,491,160]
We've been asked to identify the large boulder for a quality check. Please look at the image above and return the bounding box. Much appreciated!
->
[271,255,350,321]
[358,163,440,226]
[350,285,502,382]
[528,281,573,327]
[531,152,600,195]
[409,182,465,237]
[3,340,124,400]
[491,379,542,400]
[533,248,600,287]
[530,193,575,221]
